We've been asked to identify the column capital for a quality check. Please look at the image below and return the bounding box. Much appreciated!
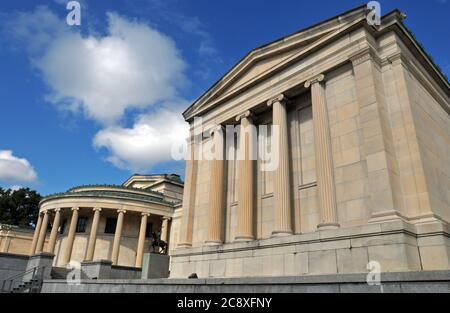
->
[54,208,61,213]
[92,207,102,212]
[117,209,126,214]
[267,94,290,107]
[304,74,325,88]
[71,207,80,212]
[42,209,49,215]
[235,110,254,122]
[208,125,224,136]
[141,212,151,217]
[161,216,172,221]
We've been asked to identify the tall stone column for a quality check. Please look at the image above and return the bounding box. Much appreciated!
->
[161,217,171,242]
[30,212,43,255]
[178,133,199,248]
[36,210,50,253]
[85,207,102,261]
[47,208,61,253]
[268,94,293,236]
[135,213,150,268]
[62,207,79,265]
[235,110,256,241]
[305,74,339,229]
[206,126,226,245]
[111,209,126,265]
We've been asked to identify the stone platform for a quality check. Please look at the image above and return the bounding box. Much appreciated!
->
[41,270,450,293]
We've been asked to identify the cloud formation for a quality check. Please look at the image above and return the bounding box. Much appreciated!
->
[13,9,186,125]
[4,6,190,172]
[0,150,38,184]
[94,102,189,172]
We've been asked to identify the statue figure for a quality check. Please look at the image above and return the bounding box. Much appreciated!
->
[150,228,167,254]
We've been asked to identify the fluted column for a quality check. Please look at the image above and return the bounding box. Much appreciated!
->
[135,213,150,268]
[235,110,256,241]
[62,207,79,264]
[178,132,199,248]
[85,207,101,261]
[47,208,61,253]
[268,94,293,236]
[111,209,126,265]
[206,126,225,245]
[305,74,339,229]
[30,212,43,255]
[36,210,50,253]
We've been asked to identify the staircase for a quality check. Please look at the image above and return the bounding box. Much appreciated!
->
[1,266,46,293]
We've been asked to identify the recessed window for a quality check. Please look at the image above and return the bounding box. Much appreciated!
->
[145,223,153,238]
[105,218,117,234]
[59,220,66,234]
[76,217,88,233]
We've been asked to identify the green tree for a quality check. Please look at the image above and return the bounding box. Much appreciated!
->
[0,187,42,227]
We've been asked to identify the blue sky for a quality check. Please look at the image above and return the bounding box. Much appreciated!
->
[0,0,448,196]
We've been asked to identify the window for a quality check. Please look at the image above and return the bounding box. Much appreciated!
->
[105,218,117,234]
[76,217,88,233]
[145,223,153,238]
[59,220,66,234]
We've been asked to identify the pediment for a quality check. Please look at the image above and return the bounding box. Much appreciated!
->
[183,6,370,121]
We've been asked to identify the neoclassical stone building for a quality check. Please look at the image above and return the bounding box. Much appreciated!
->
[171,6,450,278]
[31,174,183,268]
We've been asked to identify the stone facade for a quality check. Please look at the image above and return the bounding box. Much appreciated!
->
[170,7,450,278]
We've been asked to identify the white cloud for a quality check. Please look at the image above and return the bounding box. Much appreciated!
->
[4,6,192,172]
[38,12,186,125]
[5,7,186,125]
[0,151,38,184]
[93,103,189,172]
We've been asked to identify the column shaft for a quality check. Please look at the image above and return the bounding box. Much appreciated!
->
[85,208,101,261]
[305,75,339,229]
[268,95,293,236]
[47,209,61,253]
[36,211,49,253]
[111,210,125,265]
[178,135,198,248]
[236,111,255,241]
[62,208,79,264]
[30,213,43,255]
[135,213,149,268]
[206,126,225,244]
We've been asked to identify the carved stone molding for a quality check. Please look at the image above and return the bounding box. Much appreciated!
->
[349,46,381,67]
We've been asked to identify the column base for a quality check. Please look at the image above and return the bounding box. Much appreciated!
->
[368,210,405,224]
[204,240,222,246]
[177,243,192,249]
[271,230,293,237]
[317,222,340,230]
[234,236,254,242]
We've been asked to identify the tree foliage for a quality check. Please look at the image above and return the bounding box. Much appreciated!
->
[0,187,42,227]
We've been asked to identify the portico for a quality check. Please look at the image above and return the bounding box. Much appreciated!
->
[171,6,450,278]
[32,176,183,268]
